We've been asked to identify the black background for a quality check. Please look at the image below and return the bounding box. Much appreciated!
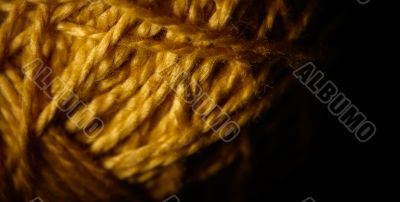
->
[179,1,394,202]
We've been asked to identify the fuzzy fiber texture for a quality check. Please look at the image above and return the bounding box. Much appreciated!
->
[0,0,314,201]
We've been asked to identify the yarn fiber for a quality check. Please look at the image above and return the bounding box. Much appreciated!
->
[0,0,314,201]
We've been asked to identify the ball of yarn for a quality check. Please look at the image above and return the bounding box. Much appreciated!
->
[0,0,315,201]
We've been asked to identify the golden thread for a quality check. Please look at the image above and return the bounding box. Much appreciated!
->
[0,0,315,201]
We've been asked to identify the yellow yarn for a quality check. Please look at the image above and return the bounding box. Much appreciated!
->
[0,0,314,201]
